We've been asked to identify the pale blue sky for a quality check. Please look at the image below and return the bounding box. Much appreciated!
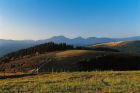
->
[0,0,140,40]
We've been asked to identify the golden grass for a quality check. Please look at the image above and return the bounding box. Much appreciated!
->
[102,41,127,46]
[0,71,140,93]
[0,72,24,77]
[56,50,90,57]
[91,41,136,47]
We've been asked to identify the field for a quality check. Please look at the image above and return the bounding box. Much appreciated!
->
[0,71,140,93]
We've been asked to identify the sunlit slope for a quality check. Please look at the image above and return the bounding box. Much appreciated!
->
[90,41,140,53]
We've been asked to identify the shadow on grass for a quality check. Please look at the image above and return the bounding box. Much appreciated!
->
[0,74,37,79]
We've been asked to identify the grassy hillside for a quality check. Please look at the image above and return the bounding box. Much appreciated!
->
[0,71,140,93]
[0,50,140,72]
[89,40,140,53]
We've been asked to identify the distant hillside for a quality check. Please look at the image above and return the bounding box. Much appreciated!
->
[0,42,74,63]
[89,40,140,53]
[1,36,140,56]
[0,39,35,56]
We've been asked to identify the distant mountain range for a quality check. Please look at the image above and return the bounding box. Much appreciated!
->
[0,36,140,56]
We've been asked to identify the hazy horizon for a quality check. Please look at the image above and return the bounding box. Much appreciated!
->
[0,0,140,40]
[1,35,140,41]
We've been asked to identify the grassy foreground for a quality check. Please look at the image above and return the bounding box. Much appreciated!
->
[0,71,140,93]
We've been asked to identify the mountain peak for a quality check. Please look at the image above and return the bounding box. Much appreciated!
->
[51,36,67,39]
[1,36,140,56]
[73,36,85,40]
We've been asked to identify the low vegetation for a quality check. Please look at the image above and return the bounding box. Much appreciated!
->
[0,71,140,93]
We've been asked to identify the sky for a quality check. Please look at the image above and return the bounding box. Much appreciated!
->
[0,0,140,40]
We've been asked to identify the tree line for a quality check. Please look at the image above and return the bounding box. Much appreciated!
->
[0,42,74,63]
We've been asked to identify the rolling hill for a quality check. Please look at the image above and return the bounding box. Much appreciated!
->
[1,36,140,56]
[0,41,140,73]
[89,40,140,53]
